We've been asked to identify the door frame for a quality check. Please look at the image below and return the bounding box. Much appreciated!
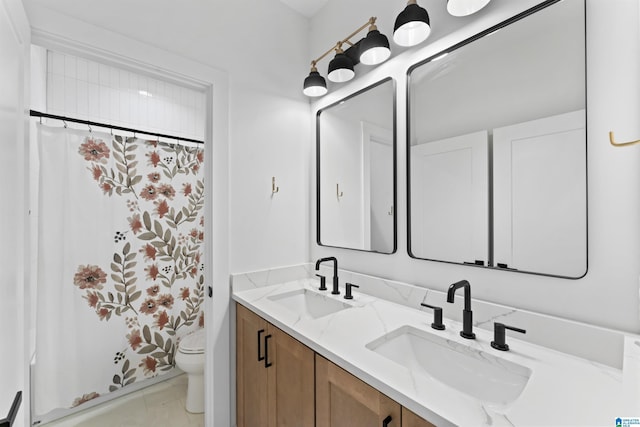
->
[28,19,231,426]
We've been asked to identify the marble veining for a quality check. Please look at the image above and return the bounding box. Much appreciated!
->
[231,264,312,292]
[234,263,627,369]
[474,309,519,328]
[479,405,495,426]
[232,264,639,426]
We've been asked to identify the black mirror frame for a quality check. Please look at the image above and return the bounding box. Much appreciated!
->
[316,77,398,254]
[405,0,588,279]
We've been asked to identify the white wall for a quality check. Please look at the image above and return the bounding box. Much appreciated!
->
[44,50,206,142]
[228,84,310,273]
[319,112,364,248]
[310,0,640,333]
[0,0,30,425]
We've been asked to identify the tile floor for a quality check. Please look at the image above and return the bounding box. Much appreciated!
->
[44,375,204,427]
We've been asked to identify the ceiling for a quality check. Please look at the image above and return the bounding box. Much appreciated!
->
[23,0,317,99]
[278,0,328,17]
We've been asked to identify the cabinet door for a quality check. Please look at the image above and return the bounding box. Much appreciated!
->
[236,304,269,427]
[267,325,315,427]
[402,407,435,427]
[316,355,401,427]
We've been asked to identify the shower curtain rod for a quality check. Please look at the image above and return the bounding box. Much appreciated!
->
[29,110,205,145]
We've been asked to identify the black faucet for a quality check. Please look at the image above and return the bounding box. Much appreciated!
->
[446,280,475,339]
[315,257,339,295]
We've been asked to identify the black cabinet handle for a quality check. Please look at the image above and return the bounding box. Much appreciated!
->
[257,329,265,361]
[264,334,273,368]
[382,415,392,427]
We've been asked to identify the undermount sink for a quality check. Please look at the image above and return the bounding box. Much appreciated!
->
[366,326,532,406]
[267,288,351,320]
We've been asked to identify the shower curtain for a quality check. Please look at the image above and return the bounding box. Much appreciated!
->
[33,125,205,416]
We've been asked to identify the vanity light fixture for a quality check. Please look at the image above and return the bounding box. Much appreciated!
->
[359,21,391,65]
[328,46,355,83]
[303,65,328,97]
[303,17,390,97]
[447,0,491,17]
[393,0,431,47]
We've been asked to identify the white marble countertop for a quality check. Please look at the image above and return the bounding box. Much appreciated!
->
[233,277,629,426]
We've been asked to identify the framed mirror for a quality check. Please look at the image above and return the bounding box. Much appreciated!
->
[317,78,396,253]
[407,0,586,278]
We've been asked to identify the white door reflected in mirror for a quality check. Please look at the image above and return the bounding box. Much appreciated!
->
[410,130,488,264]
[407,0,586,277]
[317,78,396,253]
[493,110,586,277]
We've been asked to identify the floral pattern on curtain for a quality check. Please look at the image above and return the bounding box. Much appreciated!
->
[74,134,205,401]
[34,126,205,413]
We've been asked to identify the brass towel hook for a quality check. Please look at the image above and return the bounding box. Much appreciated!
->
[610,131,640,147]
[271,177,279,195]
[336,183,344,199]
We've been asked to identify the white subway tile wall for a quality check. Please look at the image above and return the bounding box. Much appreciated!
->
[46,50,206,142]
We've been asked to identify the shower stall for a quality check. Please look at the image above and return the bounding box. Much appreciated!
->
[29,48,208,425]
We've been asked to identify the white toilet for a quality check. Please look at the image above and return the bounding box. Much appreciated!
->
[175,328,205,413]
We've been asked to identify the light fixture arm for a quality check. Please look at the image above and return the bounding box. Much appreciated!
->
[304,16,390,96]
[308,17,377,68]
[340,16,377,47]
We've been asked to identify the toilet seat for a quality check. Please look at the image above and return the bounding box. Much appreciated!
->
[179,329,205,354]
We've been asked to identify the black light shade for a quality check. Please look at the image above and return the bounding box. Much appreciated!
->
[359,29,391,65]
[447,0,491,17]
[303,70,327,97]
[393,2,431,47]
[328,53,355,83]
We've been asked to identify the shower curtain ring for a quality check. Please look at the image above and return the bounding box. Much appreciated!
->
[63,120,67,128]
[87,123,92,133]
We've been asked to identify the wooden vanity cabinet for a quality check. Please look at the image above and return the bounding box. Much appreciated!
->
[237,303,435,427]
[402,407,436,427]
[236,303,315,427]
